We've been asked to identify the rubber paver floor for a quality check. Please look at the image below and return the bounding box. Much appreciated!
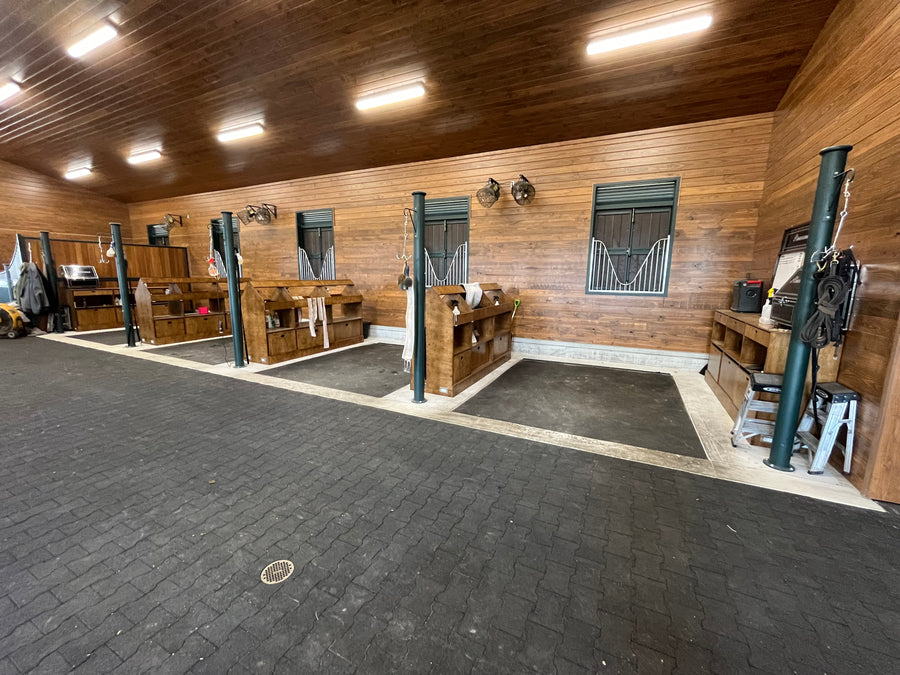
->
[67,329,128,345]
[1,338,898,674]
[263,342,409,397]
[148,337,236,365]
[457,360,707,459]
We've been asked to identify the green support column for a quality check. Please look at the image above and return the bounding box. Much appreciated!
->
[110,223,137,347]
[765,144,852,471]
[221,211,245,368]
[38,231,64,333]
[412,191,427,403]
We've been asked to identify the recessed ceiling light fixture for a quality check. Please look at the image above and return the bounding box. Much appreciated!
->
[127,149,162,164]
[0,81,21,103]
[217,122,265,143]
[587,13,712,55]
[67,24,118,58]
[355,82,425,111]
[64,167,92,180]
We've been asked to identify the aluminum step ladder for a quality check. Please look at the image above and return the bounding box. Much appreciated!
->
[796,382,859,474]
[731,372,784,447]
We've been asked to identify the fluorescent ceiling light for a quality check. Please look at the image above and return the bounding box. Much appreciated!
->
[0,81,21,103]
[64,167,92,180]
[217,123,265,143]
[356,82,425,111]
[127,149,162,164]
[67,24,118,58]
[587,14,712,55]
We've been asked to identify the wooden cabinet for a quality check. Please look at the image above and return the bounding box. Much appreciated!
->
[241,279,363,365]
[422,283,516,397]
[59,286,126,331]
[134,277,233,345]
[705,309,842,419]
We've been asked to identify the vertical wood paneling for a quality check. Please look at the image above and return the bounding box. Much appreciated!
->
[128,112,774,355]
[750,0,900,498]
[21,237,189,280]
[0,159,132,263]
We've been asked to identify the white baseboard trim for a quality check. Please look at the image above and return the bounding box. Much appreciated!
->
[367,324,405,341]
[367,325,707,371]
[511,336,707,371]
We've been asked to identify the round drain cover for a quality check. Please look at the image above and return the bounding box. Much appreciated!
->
[260,560,294,585]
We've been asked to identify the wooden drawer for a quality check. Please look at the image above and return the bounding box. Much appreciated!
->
[185,315,225,338]
[267,330,297,356]
[154,317,185,338]
[722,315,745,334]
[744,325,770,347]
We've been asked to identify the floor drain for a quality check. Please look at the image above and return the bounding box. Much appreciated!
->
[260,560,294,585]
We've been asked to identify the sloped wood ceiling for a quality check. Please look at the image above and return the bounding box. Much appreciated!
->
[0,0,837,202]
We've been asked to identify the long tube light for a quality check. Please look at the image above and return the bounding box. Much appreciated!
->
[356,82,425,111]
[127,149,162,164]
[67,24,118,58]
[217,123,265,143]
[64,167,92,180]
[0,81,21,103]
[587,14,712,55]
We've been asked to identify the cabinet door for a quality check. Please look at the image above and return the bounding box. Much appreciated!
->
[708,344,723,381]
[154,318,186,338]
[185,315,223,338]
[719,356,750,407]
[267,330,297,356]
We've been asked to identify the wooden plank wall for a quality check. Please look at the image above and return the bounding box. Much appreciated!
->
[0,158,133,263]
[128,112,774,355]
[749,0,900,499]
[21,237,189,280]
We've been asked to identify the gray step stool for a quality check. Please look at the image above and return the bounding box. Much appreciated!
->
[796,382,859,474]
[731,372,783,447]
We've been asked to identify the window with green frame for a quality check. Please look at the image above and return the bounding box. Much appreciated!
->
[424,196,469,286]
[209,214,240,275]
[296,209,335,280]
[147,224,170,246]
[586,178,679,296]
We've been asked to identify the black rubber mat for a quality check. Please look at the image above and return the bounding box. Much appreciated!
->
[456,359,707,459]
[263,342,409,397]
[149,337,235,365]
[67,329,128,345]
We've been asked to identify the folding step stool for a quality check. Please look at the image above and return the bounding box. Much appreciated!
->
[731,372,783,447]
[796,382,859,474]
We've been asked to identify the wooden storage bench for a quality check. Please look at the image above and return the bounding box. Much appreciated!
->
[241,279,363,365]
[134,277,233,345]
[705,309,842,420]
[422,283,515,396]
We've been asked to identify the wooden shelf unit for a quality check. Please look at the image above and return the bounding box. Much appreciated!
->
[134,277,233,345]
[423,283,515,397]
[705,309,842,420]
[241,279,363,365]
[59,284,128,331]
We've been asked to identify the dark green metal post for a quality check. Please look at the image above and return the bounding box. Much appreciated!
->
[38,231,64,333]
[412,191,427,403]
[765,144,852,471]
[110,223,136,347]
[221,211,245,368]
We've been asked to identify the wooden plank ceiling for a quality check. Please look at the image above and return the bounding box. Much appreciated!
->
[0,0,838,202]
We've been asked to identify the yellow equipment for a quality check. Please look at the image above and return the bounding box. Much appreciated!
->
[0,303,27,339]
